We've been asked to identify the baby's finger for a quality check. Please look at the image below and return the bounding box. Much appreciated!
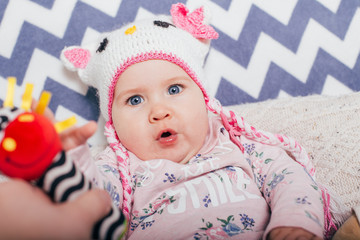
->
[60,121,97,151]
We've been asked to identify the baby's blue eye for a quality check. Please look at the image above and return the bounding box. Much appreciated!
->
[128,95,143,105]
[168,85,183,95]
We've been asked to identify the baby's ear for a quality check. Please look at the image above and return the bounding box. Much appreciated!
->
[60,46,91,72]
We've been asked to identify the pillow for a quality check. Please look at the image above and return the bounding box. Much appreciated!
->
[230,92,360,209]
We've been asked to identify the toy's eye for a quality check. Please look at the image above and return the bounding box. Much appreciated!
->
[96,38,108,53]
[154,20,175,28]
[2,137,16,152]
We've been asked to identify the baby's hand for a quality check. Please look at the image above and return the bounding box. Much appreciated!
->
[59,120,97,151]
[31,100,97,151]
[268,227,322,240]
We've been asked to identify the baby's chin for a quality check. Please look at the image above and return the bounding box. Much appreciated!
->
[138,152,194,164]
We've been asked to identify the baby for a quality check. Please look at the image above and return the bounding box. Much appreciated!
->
[61,3,328,240]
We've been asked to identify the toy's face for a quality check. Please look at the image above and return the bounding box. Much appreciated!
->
[0,112,61,180]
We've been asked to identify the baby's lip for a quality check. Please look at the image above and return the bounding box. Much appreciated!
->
[156,129,178,145]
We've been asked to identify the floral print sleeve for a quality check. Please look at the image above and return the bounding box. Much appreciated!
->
[243,141,324,239]
[68,145,124,208]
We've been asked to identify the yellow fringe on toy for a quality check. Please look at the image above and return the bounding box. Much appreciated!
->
[21,83,34,111]
[4,77,78,134]
[35,91,52,115]
[54,116,77,134]
[4,77,16,108]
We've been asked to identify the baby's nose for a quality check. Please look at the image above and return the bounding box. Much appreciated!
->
[149,105,171,122]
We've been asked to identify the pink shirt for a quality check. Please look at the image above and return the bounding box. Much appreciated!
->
[71,117,324,239]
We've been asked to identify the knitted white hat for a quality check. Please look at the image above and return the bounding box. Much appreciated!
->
[61,3,218,123]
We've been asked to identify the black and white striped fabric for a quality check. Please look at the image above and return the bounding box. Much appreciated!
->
[36,150,127,240]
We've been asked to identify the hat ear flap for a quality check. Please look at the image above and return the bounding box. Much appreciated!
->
[60,46,91,72]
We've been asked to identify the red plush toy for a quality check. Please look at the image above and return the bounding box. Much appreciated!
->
[0,111,61,180]
[0,78,127,240]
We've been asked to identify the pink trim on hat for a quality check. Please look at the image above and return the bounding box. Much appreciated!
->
[107,51,211,123]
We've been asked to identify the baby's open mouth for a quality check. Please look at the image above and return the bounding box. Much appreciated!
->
[161,131,172,138]
[157,129,178,145]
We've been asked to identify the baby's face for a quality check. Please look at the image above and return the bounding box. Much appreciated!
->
[112,60,209,164]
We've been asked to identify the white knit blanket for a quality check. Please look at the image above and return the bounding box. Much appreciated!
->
[231,92,360,209]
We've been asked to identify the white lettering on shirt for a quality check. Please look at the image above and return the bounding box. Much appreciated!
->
[166,167,260,214]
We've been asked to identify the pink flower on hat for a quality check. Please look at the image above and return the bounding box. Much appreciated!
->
[171,3,218,40]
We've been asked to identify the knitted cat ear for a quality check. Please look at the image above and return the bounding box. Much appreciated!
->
[170,3,218,40]
[60,46,91,72]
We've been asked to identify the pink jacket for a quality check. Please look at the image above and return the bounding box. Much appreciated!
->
[70,117,324,239]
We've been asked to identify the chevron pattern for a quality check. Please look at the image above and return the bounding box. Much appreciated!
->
[0,0,359,145]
